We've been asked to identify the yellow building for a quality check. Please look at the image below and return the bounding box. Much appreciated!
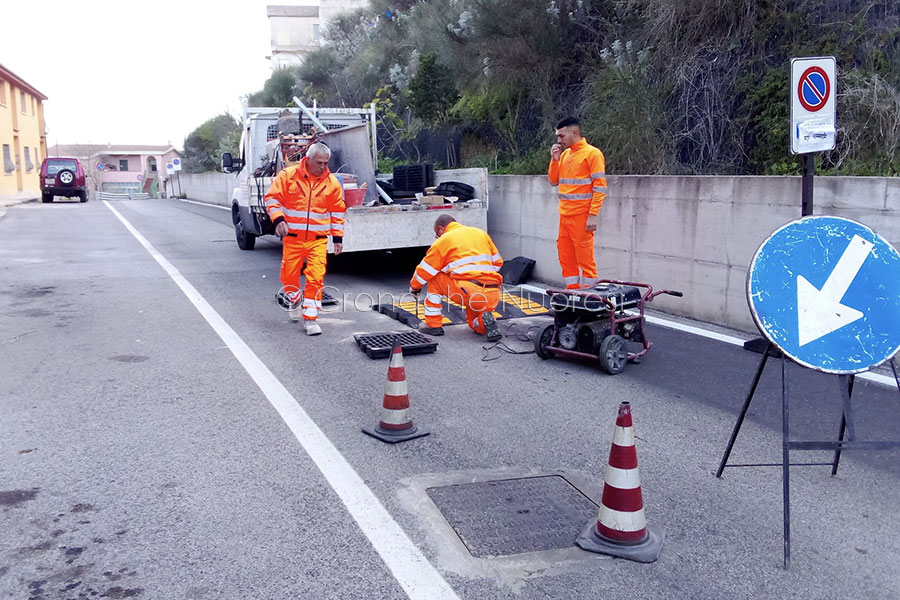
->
[0,63,47,199]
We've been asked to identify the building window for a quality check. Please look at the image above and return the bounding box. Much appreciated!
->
[0,80,6,106]
[119,159,129,171]
[31,97,35,116]
[3,145,14,174]
[151,162,157,172]
[25,147,34,172]
[21,91,27,114]
[313,23,320,41]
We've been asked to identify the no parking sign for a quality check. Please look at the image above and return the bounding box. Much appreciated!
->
[790,56,836,154]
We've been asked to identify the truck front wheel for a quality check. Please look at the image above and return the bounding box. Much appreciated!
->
[235,220,257,250]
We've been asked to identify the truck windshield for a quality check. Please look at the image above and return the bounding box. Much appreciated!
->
[46,160,78,175]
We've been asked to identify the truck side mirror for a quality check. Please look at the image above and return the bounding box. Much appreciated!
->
[222,152,234,173]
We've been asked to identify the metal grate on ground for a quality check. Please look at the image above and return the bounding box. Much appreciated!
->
[426,475,598,558]
[372,285,549,328]
[354,331,439,359]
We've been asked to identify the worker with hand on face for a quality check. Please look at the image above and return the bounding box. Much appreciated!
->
[265,142,345,336]
[409,215,504,342]
[548,116,607,289]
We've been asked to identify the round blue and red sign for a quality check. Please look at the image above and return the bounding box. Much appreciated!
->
[797,66,830,112]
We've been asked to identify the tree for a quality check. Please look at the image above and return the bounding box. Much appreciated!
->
[409,53,458,125]
[183,114,240,173]
[246,69,299,107]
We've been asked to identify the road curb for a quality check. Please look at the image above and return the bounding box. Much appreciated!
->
[0,195,39,220]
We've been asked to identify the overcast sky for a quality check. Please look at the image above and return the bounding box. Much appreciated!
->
[1,0,280,148]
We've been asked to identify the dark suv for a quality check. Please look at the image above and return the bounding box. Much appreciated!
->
[40,157,88,203]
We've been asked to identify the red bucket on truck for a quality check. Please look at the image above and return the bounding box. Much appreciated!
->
[344,188,366,207]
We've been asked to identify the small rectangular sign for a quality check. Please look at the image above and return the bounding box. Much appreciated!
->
[790,56,837,154]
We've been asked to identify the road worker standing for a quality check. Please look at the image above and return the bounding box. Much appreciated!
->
[409,215,504,342]
[265,142,345,336]
[548,117,607,289]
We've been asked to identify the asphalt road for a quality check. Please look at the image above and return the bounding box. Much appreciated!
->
[1,198,899,600]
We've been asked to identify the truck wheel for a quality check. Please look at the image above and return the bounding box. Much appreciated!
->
[235,220,257,250]
[42,193,53,203]
[535,324,556,359]
[598,335,628,375]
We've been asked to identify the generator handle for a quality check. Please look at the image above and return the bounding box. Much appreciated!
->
[649,289,683,300]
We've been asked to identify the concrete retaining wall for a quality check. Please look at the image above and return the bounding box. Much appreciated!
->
[180,171,900,333]
[178,172,233,207]
[489,174,900,332]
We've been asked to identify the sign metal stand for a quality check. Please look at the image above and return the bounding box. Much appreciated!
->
[720,215,900,569]
[717,348,900,568]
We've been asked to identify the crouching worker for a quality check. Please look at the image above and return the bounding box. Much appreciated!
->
[265,142,346,336]
[409,215,504,342]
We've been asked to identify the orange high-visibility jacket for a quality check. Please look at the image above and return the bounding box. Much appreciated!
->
[547,138,607,217]
[410,222,504,290]
[264,157,346,242]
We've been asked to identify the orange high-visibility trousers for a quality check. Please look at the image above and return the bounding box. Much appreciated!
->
[424,273,500,332]
[557,213,597,289]
[280,237,328,321]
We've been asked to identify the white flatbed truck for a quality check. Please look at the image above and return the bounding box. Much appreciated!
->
[221,103,488,252]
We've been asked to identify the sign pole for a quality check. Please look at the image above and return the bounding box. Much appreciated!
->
[745,57,835,356]
[801,153,815,217]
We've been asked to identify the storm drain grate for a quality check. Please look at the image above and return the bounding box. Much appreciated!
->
[322,291,338,306]
[354,331,438,359]
[426,475,598,558]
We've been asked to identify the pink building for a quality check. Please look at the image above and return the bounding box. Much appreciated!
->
[48,144,181,197]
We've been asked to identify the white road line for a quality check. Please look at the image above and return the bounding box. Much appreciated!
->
[175,198,230,211]
[641,313,897,388]
[104,201,460,600]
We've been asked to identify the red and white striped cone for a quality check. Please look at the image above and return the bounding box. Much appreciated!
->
[362,337,430,443]
[576,401,664,562]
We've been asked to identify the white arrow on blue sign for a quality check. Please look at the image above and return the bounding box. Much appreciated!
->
[747,216,900,374]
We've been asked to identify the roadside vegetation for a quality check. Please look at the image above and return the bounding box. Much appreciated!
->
[185,0,899,176]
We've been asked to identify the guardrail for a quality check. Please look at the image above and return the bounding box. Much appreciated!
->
[96,192,151,201]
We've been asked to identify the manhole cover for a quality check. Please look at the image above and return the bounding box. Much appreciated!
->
[426,475,598,558]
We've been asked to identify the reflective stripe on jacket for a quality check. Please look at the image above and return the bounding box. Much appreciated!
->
[547,138,607,217]
[264,157,346,241]
[410,222,504,290]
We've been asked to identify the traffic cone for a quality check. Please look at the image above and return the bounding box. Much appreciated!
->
[576,401,664,562]
[362,337,430,443]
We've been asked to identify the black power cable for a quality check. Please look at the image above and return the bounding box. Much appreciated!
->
[480,322,544,362]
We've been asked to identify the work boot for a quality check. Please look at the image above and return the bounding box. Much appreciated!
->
[305,321,322,336]
[481,311,502,342]
[288,306,301,322]
[418,324,444,336]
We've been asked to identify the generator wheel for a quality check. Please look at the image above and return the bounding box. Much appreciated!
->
[598,335,628,374]
[535,324,556,360]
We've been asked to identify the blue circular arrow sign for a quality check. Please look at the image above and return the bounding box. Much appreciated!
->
[747,216,900,373]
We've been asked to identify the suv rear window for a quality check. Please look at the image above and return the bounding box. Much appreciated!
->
[46,159,78,175]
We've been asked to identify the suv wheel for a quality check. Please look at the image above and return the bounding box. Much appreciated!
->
[79,191,88,203]
[57,169,75,186]
[42,193,53,203]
